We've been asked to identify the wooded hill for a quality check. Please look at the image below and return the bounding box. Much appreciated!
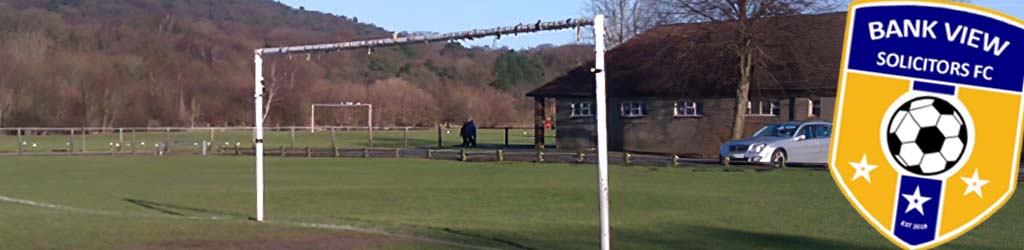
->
[0,0,593,128]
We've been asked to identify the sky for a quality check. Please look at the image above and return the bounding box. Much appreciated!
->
[279,0,1024,50]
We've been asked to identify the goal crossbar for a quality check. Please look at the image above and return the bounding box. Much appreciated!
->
[256,18,594,55]
[253,16,611,250]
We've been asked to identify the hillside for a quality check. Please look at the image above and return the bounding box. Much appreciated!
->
[0,0,593,127]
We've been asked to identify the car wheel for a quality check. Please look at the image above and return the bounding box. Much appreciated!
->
[771,149,787,168]
[720,155,731,166]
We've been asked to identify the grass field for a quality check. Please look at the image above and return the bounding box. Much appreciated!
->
[0,128,555,153]
[0,156,1021,249]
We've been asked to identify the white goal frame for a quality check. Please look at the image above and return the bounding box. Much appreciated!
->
[254,16,612,250]
[309,102,373,147]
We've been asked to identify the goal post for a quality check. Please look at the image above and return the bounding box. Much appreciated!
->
[253,15,611,250]
[310,102,373,147]
[593,15,610,250]
[253,53,265,222]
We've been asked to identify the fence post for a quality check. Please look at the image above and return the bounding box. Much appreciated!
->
[330,127,337,148]
[164,128,171,154]
[403,127,409,148]
[290,127,296,148]
[28,129,34,153]
[209,128,215,145]
[118,128,124,150]
[437,125,443,148]
[328,128,338,157]
[131,129,137,155]
[81,128,86,153]
[17,128,23,155]
[504,128,510,148]
[68,129,74,155]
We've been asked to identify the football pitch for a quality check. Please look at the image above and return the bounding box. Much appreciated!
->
[0,156,1021,249]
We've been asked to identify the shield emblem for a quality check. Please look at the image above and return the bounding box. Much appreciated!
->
[830,1,1024,249]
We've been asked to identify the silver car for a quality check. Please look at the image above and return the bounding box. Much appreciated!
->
[719,121,832,167]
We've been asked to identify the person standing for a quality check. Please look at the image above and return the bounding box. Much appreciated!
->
[458,118,473,146]
[466,119,477,147]
[459,119,471,147]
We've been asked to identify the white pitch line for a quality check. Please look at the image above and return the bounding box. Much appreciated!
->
[0,194,497,250]
[273,221,501,250]
[0,194,127,217]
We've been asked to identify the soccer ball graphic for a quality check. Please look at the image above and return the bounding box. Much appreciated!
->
[886,96,969,176]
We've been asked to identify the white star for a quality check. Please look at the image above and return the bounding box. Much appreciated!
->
[903,186,932,216]
[849,154,878,183]
[961,169,990,198]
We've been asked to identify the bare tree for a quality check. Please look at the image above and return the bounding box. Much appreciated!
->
[0,89,13,129]
[657,0,840,140]
[368,78,440,126]
[262,61,297,122]
[586,0,661,47]
[838,0,970,8]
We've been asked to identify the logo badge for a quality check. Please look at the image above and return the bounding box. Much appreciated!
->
[830,1,1024,249]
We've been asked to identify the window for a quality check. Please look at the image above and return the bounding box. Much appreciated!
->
[797,125,832,139]
[813,125,831,138]
[754,124,799,137]
[797,126,815,139]
[746,100,780,116]
[569,102,593,118]
[809,99,822,118]
[673,101,701,117]
[620,101,648,118]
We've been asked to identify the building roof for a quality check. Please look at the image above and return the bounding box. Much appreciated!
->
[528,12,846,99]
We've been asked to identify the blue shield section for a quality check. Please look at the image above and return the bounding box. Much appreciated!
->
[913,81,957,95]
[848,5,1024,92]
[893,176,943,246]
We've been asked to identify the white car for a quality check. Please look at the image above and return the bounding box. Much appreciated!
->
[718,122,832,167]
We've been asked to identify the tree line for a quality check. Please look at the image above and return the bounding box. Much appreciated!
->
[0,0,593,128]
